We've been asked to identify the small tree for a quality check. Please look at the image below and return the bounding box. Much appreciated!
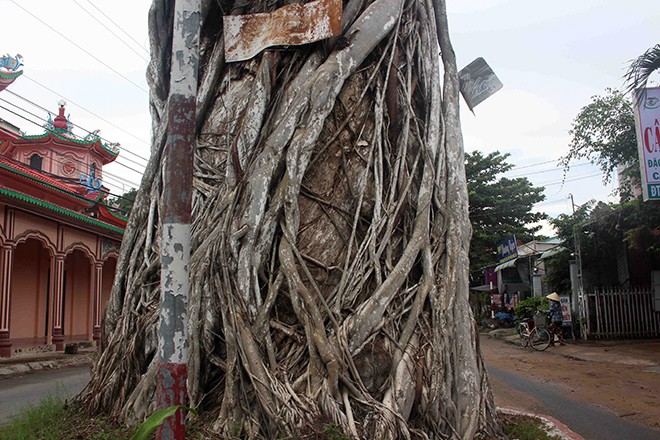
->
[466,150,546,277]
[550,199,660,289]
[560,89,638,198]
[107,188,137,216]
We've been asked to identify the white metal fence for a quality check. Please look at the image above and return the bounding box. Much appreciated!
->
[582,287,660,339]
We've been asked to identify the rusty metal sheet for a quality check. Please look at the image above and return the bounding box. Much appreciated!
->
[224,0,342,62]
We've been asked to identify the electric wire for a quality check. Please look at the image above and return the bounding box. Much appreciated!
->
[72,0,149,62]
[0,99,141,188]
[506,162,590,179]
[19,75,151,159]
[0,149,135,215]
[509,158,559,170]
[83,0,150,53]
[0,103,141,190]
[539,172,603,187]
[0,100,146,176]
[4,94,607,196]
[10,1,149,94]
[0,143,137,206]
[0,94,148,172]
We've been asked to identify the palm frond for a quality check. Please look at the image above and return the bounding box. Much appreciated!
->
[624,44,660,100]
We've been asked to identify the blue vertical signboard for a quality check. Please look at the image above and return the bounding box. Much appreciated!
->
[497,235,518,264]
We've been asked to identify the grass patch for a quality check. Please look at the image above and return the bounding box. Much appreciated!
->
[0,395,68,439]
[501,413,563,440]
[1,397,567,439]
[0,396,132,440]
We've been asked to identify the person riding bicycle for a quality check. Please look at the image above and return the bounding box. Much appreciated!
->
[541,292,565,345]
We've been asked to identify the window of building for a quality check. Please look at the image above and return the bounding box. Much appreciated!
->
[29,154,43,171]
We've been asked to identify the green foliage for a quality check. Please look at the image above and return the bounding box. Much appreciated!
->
[514,297,548,319]
[543,249,571,295]
[549,200,593,255]
[0,397,132,439]
[107,187,138,217]
[321,424,350,440]
[0,395,67,439]
[466,150,546,276]
[550,198,660,287]
[561,89,638,194]
[130,405,197,440]
[554,85,660,287]
[618,198,660,260]
[503,415,563,440]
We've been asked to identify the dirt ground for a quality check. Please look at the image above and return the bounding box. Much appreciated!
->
[480,334,660,432]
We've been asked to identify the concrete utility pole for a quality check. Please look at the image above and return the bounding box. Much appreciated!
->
[568,193,585,339]
[157,1,200,439]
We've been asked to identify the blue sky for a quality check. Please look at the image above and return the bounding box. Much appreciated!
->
[1,0,658,234]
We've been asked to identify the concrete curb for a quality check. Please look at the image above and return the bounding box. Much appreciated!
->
[0,352,93,378]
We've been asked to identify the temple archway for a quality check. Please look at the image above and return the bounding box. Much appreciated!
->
[9,238,52,346]
[62,248,93,342]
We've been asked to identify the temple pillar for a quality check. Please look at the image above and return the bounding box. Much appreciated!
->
[93,261,103,343]
[0,244,15,358]
[51,255,65,351]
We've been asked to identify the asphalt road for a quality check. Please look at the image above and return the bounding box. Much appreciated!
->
[487,363,660,440]
[0,365,90,424]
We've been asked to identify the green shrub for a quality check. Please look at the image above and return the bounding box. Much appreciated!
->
[514,297,548,319]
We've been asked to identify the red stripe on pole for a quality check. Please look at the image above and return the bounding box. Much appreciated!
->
[157,363,188,439]
[162,96,195,224]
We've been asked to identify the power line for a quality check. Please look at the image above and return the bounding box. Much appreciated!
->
[506,162,591,179]
[0,98,142,183]
[19,75,151,161]
[84,0,150,53]
[0,120,138,201]
[71,0,149,62]
[540,172,603,187]
[0,102,144,181]
[10,1,149,95]
[533,197,572,208]
[0,149,133,215]
[0,94,148,171]
[509,158,559,170]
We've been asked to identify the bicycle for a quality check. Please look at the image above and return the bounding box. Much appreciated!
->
[516,316,552,351]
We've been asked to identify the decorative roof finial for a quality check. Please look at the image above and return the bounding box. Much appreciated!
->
[53,100,68,130]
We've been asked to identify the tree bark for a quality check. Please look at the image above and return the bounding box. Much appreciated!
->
[79,0,502,438]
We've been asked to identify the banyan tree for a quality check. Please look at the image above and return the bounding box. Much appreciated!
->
[79,0,501,438]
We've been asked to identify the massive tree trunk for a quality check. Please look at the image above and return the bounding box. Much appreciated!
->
[79,0,501,438]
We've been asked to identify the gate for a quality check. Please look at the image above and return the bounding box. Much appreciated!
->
[582,287,660,339]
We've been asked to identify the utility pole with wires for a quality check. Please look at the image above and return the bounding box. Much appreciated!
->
[157,1,200,439]
[568,193,585,339]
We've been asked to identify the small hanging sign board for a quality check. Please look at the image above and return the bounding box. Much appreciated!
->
[224,0,342,62]
[458,57,503,112]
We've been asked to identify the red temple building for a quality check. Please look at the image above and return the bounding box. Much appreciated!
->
[0,56,127,357]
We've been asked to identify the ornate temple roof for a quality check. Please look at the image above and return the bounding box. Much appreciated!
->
[0,54,23,92]
[0,154,127,235]
[9,103,120,165]
[0,54,126,236]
